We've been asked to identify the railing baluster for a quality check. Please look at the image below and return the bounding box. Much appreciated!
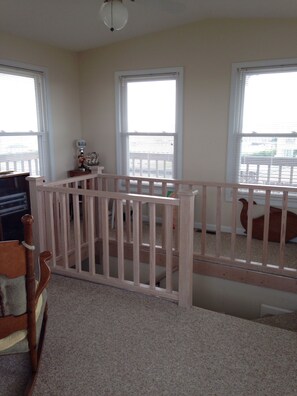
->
[278,165,282,183]
[87,196,96,275]
[290,166,294,184]
[117,199,125,281]
[216,186,222,257]
[230,188,238,261]
[133,201,140,286]
[137,180,143,245]
[125,179,132,243]
[165,205,173,293]
[47,192,56,267]
[73,193,82,272]
[262,190,271,267]
[54,192,61,257]
[201,186,207,256]
[161,181,167,248]
[173,182,179,250]
[280,191,288,269]
[149,203,156,289]
[102,197,110,278]
[246,189,254,264]
[267,164,271,183]
[60,192,69,269]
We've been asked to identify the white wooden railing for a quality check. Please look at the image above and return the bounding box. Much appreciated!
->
[129,152,174,178]
[240,155,297,186]
[0,152,39,175]
[94,174,297,275]
[27,169,297,302]
[27,170,196,308]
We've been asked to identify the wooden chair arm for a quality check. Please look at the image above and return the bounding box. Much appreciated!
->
[35,251,52,304]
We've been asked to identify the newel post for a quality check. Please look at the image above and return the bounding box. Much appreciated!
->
[26,176,45,257]
[178,189,197,308]
[90,165,104,175]
[91,165,104,191]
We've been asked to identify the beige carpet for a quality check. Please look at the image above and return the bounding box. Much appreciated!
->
[2,275,297,395]
[109,223,297,269]
[7,275,297,395]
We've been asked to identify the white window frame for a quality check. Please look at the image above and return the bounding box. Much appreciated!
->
[0,60,51,179]
[115,67,184,182]
[227,58,297,204]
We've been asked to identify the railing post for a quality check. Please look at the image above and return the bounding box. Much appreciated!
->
[90,165,104,175]
[26,176,45,257]
[178,189,197,308]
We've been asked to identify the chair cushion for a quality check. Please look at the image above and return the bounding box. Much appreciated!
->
[0,275,26,317]
[0,286,47,354]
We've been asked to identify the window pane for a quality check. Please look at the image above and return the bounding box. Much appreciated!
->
[127,80,176,133]
[128,135,174,178]
[242,71,297,134]
[239,136,297,185]
[0,72,38,132]
[0,135,40,175]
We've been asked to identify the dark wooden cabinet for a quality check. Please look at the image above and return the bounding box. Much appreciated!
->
[68,169,91,178]
[0,172,30,241]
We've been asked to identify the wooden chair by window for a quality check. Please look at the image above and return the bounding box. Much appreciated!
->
[0,214,52,394]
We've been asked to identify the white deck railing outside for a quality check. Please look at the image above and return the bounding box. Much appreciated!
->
[0,152,39,175]
[129,152,174,178]
[240,155,297,186]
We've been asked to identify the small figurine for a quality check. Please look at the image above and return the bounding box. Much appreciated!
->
[75,139,89,171]
[77,148,90,171]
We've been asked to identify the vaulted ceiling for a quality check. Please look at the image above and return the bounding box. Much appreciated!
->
[1,0,296,51]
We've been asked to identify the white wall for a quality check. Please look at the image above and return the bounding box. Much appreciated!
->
[0,32,82,180]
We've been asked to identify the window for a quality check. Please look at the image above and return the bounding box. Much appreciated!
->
[115,68,183,180]
[227,60,297,188]
[0,64,50,177]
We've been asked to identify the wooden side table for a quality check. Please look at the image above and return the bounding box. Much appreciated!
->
[68,169,91,178]
[68,166,104,178]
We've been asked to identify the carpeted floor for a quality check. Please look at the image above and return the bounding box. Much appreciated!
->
[109,223,297,270]
[2,274,297,396]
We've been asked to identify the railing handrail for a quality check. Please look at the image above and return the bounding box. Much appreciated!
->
[43,171,297,195]
[36,184,180,206]
[0,152,39,160]
[129,152,174,160]
[242,155,297,166]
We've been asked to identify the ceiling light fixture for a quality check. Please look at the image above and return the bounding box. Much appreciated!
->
[99,0,129,32]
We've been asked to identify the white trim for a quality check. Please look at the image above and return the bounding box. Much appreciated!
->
[226,57,297,204]
[0,59,52,180]
[115,67,184,179]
